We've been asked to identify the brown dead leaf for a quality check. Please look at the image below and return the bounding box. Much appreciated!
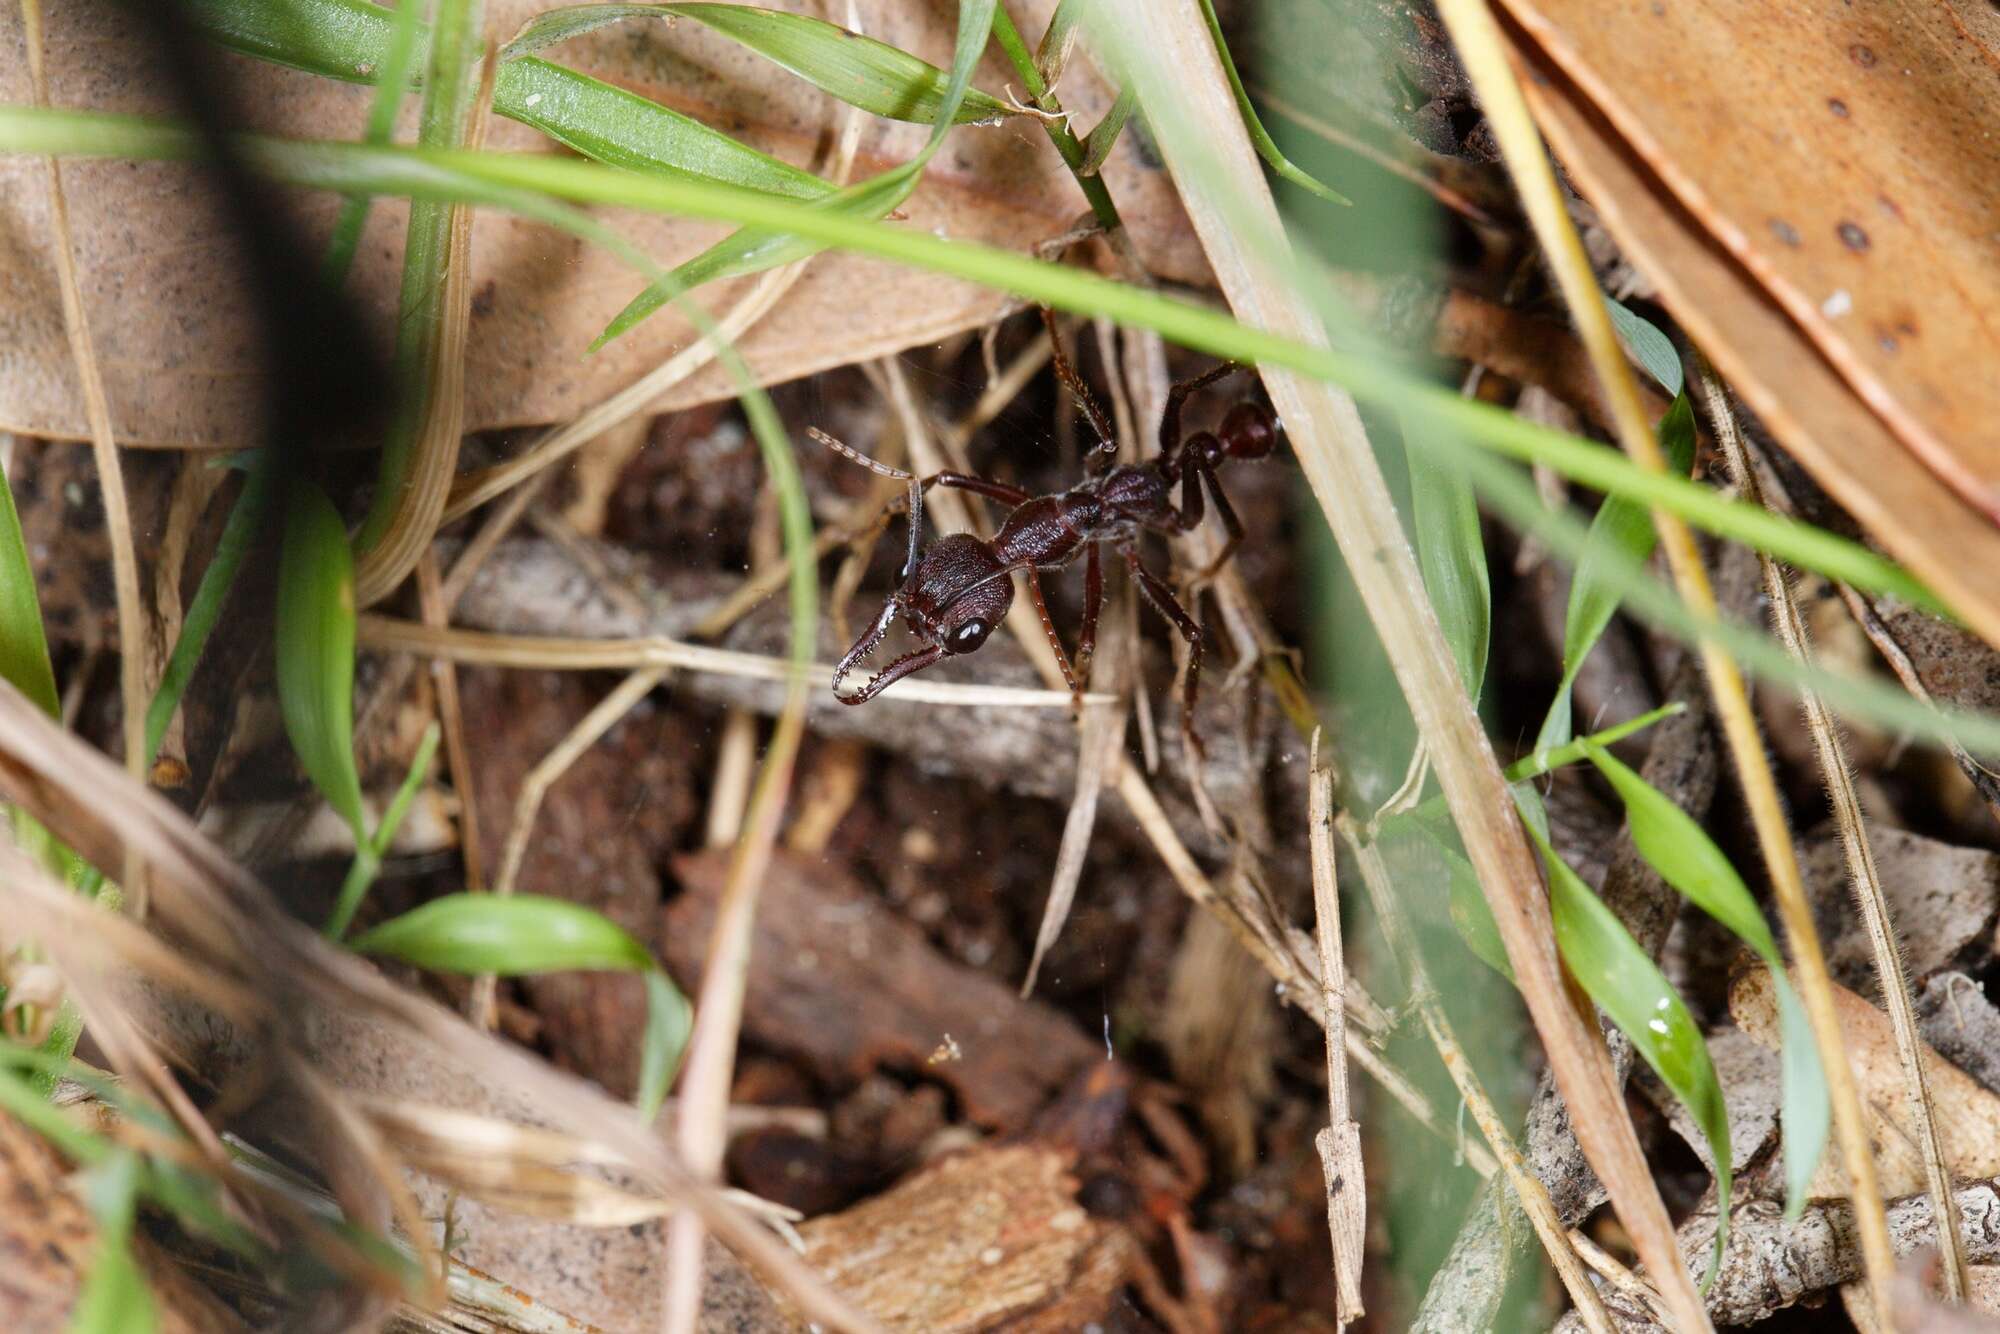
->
[1800,824,2000,988]
[798,1143,1135,1333]
[0,0,1202,449]
[1733,963,2000,1199]
[663,848,1103,1131]
[1495,6,2000,650]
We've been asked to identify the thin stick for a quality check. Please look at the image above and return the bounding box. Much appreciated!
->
[1308,735,1365,1327]
[355,614,1107,708]
[1101,2,1698,1323]
[1702,364,1966,1301]
[1434,3,1893,1323]
[22,1,146,802]
[704,710,759,849]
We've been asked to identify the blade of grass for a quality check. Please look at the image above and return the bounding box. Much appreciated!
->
[323,722,440,940]
[319,0,425,289]
[989,5,1122,235]
[1193,0,1350,205]
[187,0,836,198]
[0,453,59,721]
[1409,403,1491,697]
[276,479,366,841]
[1433,1,1897,1315]
[71,1150,156,1334]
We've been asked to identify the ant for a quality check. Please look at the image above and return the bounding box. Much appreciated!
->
[814,314,1282,753]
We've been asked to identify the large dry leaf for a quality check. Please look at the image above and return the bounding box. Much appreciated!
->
[1495,3,2000,649]
[0,0,1202,448]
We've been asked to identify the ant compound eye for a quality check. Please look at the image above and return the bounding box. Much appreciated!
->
[947,619,993,654]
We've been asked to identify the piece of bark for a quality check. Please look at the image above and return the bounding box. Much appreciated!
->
[662,849,1102,1131]
[1636,1026,1783,1179]
[797,1143,1136,1333]
[1801,825,2000,992]
[1733,965,2000,1198]
[0,1110,248,1333]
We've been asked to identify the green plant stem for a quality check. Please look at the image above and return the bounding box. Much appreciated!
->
[324,722,441,939]
[320,0,425,289]
[990,6,1122,235]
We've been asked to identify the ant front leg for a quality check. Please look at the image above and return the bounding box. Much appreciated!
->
[927,472,1033,509]
[1123,545,1206,757]
[1158,362,1243,456]
[1023,566,1082,699]
[1074,543,1103,701]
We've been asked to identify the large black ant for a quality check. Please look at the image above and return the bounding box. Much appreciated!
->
[814,316,1281,753]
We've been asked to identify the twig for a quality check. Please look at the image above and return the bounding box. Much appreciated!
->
[22,1,148,806]
[1342,819,1614,1334]
[704,710,759,849]
[1308,735,1365,1327]
[1433,3,1892,1324]
[1098,2,1699,1323]
[1701,364,1965,1300]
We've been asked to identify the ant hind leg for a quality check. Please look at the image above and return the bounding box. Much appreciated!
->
[1123,545,1206,757]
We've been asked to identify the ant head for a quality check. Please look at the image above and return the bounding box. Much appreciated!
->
[833,534,1015,703]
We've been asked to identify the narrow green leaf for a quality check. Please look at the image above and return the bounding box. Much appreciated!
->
[187,0,834,199]
[1607,299,1684,398]
[1534,391,1697,754]
[1077,83,1135,176]
[636,969,692,1121]
[1194,0,1350,206]
[145,460,272,766]
[1536,829,1731,1283]
[669,4,1015,125]
[275,480,365,836]
[0,454,60,720]
[351,894,654,974]
[1773,973,1830,1219]
[594,0,999,346]
[1431,835,1512,981]
[1409,436,1490,697]
[323,721,441,940]
[500,3,680,59]
[320,0,425,289]
[71,1152,156,1334]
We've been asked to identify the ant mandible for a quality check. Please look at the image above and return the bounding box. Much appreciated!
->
[814,313,1282,753]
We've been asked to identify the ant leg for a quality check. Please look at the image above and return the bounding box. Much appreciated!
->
[927,472,1033,508]
[1040,307,1118,469]
[1023,566,1081,698]
[1158,363,1244,456]
[1190,467,1246,583]
[1123,545,1206,756]
[1074,543,1103,698]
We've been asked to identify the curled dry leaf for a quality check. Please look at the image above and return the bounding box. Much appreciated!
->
[0,0,1200,449]
[1493,7,2000,648]
[1733,964,2000,1198]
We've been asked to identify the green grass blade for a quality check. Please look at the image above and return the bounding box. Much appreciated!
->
[636,969,692,1121]
[323,721,440,940]
[71,1151,156,1334]
[1194,0,1349,206]
[275,480,365,838]
[667,4,1015,124]
[1409,427,1490,697]
[350,893,654,973]
[1534,391,1697,755]
[1607,299,1684,397]
[1536,827,1731,1283]
[187,0,834,199]
[144,460,271,767]
[1077,82,1135,175]
[0,454,60,720]
[593,0,999,345]
[319,0,424,289]
[1584,739,1830,1211]
[500,3,682,58]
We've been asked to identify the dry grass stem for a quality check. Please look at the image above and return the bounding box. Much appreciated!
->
[1434,3,1891,1323]
[1342,820,1615,1334]
[354,614,1108,708]
[1104,1,1698,1323]
[21,0,147,803]
[1702,365,1966,1300]
[415,552,483,900]
[704,708,760,848]
[1308,736,1365,1327]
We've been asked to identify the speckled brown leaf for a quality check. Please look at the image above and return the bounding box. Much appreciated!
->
[1494,2,2000,649]
[0,0,1201,449]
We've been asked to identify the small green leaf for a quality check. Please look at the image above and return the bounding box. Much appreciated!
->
[0,454,60,721]
[323,721,442,940]
[1772,973,1830,1218]
[1409,436,1490,698]
[668,4,1015,125]
[351,894,654,974]
[1077,83,1135,175]
[1432,835,1512,981]
[1534,391,1697,755]
[1607,299,1684,398]
[275,480,365,837]
[1195,0,1350,206]
[1536,829,1731,1283]
[636,969,692,1121]
[71,1151,156,1334]
[500,3,681,59]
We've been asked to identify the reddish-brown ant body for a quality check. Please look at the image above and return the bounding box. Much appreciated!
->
[817,319,1281,750]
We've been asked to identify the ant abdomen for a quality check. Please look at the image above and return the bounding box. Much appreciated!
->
[1220,401,1280,460]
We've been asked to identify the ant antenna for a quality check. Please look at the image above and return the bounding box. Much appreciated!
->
[810,426,924,579]
[1039,308,1118,466]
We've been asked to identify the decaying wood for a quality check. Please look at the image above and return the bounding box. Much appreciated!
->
[661,848,1103,1132]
